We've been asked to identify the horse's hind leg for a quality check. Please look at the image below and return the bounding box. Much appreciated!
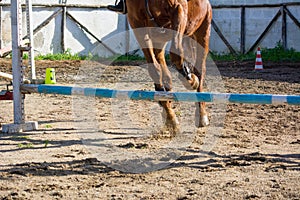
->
[169,2,199,90]
[169,43,199,91]
[193,7,212,127]
[169,28,199,90]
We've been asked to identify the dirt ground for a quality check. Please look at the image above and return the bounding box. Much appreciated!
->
[0,58,299,199]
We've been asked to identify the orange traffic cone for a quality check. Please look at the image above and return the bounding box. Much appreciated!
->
[255,47,263,70]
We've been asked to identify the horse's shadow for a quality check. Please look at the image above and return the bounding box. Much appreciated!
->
[0,158,114,179]
[174,150,300,172]
[1,150,299,177]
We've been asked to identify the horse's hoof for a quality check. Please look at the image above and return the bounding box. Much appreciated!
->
[188,74,199,90]
[198,115,209,127]
[181,73,199,90]
[164,118,180,136]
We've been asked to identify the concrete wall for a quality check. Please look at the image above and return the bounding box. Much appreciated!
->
[0,0,299,57]
[211,0,300,5]
[210,0,300,53]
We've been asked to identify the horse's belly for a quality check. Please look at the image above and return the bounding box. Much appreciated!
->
[149,28,173,42]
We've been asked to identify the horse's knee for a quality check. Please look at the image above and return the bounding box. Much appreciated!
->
[148,63,162,85]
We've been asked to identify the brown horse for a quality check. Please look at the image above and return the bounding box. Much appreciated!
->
[126,0,212,131]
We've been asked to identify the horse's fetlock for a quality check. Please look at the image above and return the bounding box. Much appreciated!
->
[154,84,165,91]
[178,62,192,80]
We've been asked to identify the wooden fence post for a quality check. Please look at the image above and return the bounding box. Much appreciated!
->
[61,5,67,53]
[240,6,245,54]
[281,5,287,50]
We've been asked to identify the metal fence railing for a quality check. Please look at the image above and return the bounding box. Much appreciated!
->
[0,2,299,56]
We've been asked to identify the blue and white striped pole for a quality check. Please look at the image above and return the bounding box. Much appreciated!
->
[21,84,300,105]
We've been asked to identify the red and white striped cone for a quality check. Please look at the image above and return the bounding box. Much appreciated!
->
[255,47,263,70]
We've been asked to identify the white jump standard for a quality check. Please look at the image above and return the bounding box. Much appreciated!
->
[2,0,37,133]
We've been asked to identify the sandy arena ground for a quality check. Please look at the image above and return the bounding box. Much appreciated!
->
[0,58,299,199]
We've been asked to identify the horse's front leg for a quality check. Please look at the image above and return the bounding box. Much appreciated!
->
[153,44,179,133]
[139,35,179,133]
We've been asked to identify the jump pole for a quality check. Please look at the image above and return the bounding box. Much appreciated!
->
[22,84,300,105]
[0,71,14,80]
[0,71,31,83]
[2,0,37,133]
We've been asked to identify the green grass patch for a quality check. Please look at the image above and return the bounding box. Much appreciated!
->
[30,43,300,62]
[33,50,145,62]
[44,124,53,129]
[17,143,34,149]
[44,140,49,148]
[211,42,300,62]
[35,48,90,61]
[11,136,30,140]
[89,54,146,63]
[260,43,300,62]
